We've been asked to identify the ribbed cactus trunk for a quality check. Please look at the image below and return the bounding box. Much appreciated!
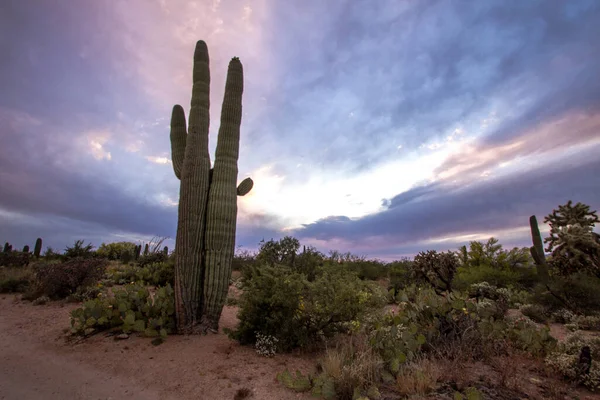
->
[34,238,42,258]
[529,215,549,284]
[170,40,252,334]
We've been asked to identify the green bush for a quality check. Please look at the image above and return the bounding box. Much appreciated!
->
[387,259,413,295]
[454,265,538,290]
[70,283,175,337]
[64,240,95,259]
[96,241,137,262]
[230,264,386,352]
[32,258,108,299]
[531,273,600,314]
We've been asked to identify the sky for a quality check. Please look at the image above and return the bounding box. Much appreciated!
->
[1,0,599,260]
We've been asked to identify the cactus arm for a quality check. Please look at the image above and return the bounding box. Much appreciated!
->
[237,177,253,196]
[202,56,245,328]
[170,105,187,180]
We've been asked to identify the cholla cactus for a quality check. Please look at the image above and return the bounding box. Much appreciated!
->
[170,40,253,333]
[411,250,458,293]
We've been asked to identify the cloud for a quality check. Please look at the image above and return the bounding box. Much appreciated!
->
[1,0,600,257]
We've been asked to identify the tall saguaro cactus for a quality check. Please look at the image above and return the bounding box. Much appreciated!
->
[170,40,253,334]
[529,215,549,284]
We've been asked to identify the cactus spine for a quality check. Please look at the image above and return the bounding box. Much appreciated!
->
[529,215,549,284]
[34,238,42,258]
[170,40,253,333]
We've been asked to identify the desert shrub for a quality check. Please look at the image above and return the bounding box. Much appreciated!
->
[454,264,538,290]
[256,236,300,267]
[294,245,325,281]
[32,257,108,299]
[230,264,387,352]
[551,308,576,324]
[232,248,256,272]
[137,252,168,268]
[394,358,441,398]
[519,303,550,323]
[96,241,137,262]
[345,259,388,281]
[545,331,600,391]
[531,273,600,314]
[0,266,33,293]
[387,259,413,295]
[573,315,600,331]
[64,239,95,259]
[498,287,531,308]
[70,283,175,337]
[317,334,383,399]
[42,247,63,260]
[0,251,30,268]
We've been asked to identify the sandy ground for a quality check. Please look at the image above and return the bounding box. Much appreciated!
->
[3,291,600,400]
[0,294,314,400]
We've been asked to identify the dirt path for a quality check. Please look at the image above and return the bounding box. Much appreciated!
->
[0,330,172,400]
[0,295,314,400]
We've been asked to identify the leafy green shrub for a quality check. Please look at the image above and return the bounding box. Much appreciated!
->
[519,304,549,323]
[232,248,256,272]
[32,258,108,299]
[345,259,387,281]
[0,266,33,293]
[96,241,137,262]
[387,259,413,295]
[454,265,538,290]
[230,264,386,352]
[70,283,175,337]
[531,273,600,314]
[64,240,95,259]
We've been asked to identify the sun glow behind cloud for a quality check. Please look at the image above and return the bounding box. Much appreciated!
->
[239,137,474,230]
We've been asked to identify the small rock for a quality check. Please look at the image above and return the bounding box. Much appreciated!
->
[115,333,129,340]
[529,377,542,385]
